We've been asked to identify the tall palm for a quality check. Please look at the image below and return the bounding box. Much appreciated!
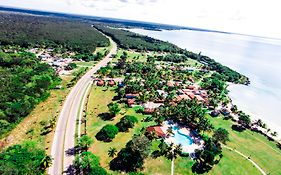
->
[108,147,117,158]
[166,126,174,137]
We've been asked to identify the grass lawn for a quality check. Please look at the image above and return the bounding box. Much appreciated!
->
[86,86,156,174]
[115,49,147,62]
[143,147,261,175]
[74,61,97,67]
[208,115,281,175]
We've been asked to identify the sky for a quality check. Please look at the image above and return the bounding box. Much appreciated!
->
[1,0,281,39]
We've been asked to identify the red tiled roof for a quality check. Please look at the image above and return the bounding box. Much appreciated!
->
[186,85,196,90]
[147,126,165,137]
[195,95,205,102]
[167,82,174,87]
[108,80,116,86]
[97,80,104,86]
[186,92,195,99]
[144,108,154,114]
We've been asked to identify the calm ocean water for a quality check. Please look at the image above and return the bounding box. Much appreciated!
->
[130,28,281,137]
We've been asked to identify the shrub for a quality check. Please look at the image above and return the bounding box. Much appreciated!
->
[116,115,138,132]
[96,124,119,142]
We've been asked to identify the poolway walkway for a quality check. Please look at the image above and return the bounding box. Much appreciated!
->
[222,145,267,175]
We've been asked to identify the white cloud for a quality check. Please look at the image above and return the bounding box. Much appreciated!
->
[1,0,281,38]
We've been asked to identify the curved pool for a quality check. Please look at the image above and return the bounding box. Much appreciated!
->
[172,126,193,147]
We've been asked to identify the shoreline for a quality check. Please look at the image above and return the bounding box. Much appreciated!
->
[228,83,281,141]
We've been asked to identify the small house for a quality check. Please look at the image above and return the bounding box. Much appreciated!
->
[146,126,166,137]
[97,80,105,86]
[108,80,116,86]
[127,99,135,107]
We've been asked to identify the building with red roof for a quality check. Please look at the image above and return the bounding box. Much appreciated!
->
[146,126,166,137]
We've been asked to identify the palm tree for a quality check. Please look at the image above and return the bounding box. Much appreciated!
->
[108,147,117,158]
[166,126,174,137]
[271,131,278,137]
[174,144,183,155]
[40,155,52,170]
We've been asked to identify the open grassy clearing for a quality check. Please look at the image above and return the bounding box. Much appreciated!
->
[74,60,97,67]
[208,116,281,175]
[115,49,148,62]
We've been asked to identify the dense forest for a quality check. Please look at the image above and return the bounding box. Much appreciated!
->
[0,52,59,137]
[0,13,109,54]
[94,24,181,52]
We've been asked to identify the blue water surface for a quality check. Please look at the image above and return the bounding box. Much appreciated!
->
[172,126,193,147]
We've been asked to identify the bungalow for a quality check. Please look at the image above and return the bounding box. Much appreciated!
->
[167,81,174,87]
[143,101,163,108]
[186,85,196,90]
[195,95,205,103]
[125,93,138,99]
[146,126,166,137]
[97,80,105,86]
[186,92,195,99]
[108,80,116,86]
[144,108,154,114]
[127,99,135,107]
[176,94,191,101]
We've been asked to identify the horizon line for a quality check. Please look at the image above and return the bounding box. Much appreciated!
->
[0,5,280,41]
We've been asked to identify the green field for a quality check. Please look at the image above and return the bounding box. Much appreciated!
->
[85,85,281,175]
[74,61,97,67]
[208,116,281,175]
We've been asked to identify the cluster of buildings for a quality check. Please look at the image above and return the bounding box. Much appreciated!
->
[28,48,74,75]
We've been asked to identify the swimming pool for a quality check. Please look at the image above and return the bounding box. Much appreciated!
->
[172,126,193,147]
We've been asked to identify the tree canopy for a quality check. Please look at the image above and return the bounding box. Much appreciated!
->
[0,141,51,175]
[96,124,119,142]
[0,52,59,137]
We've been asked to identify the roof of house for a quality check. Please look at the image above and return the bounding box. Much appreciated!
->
[195,95,205,102]
[144,108,154,114]
[97,80,104,86]
[143,102,163,109]
[108,80,116,85]
[167,81,174,87]
[147,126,166,137]
[186,92,195,99]
[127,99,135,105]
[125,93,138,99]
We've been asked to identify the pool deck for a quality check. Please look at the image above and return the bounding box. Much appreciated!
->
[161,121,204,153]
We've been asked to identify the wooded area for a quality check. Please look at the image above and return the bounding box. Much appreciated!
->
[0,52,59,137]
[0,13,109,54]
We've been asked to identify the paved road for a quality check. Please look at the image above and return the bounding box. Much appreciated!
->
[48,35,117,175]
